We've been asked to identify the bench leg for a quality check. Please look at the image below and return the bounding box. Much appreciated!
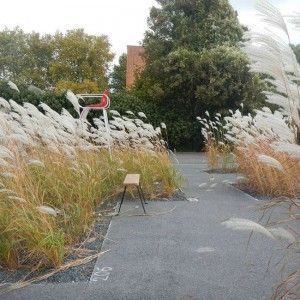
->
[117,186,127,215]
[136,186,147,214]
[139,186,148,204]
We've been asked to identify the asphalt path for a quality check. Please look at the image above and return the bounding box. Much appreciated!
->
[2,153,288,300]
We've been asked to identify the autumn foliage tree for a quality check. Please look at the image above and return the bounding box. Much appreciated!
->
[50,29,113,92]
[0,28,113,92]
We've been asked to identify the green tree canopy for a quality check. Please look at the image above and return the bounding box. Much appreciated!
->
[110,53,127,91]
[50,29,113,91]
[0,28,50,87]
[25,32,55,88]
[133,0,265,150]
[0,28,114,92]
[144,0,244,61]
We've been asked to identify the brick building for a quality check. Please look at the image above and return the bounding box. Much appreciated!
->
[126,45,145,88]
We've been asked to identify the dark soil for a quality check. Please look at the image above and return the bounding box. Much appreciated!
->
[205,168,238,174]
[0,190,186,285]
[232,182,273,201]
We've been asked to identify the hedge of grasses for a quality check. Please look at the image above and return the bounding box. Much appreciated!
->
[0,93,180,270]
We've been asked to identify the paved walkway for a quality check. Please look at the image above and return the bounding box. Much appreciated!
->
[2,153,285,300]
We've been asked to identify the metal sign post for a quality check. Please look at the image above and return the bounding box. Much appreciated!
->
[102,108,112,159]
[76,91,112,159]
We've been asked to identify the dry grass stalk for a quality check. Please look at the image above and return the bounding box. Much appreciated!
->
[0,95,181,271]
[235,143,300,197]
[259,195,300,300]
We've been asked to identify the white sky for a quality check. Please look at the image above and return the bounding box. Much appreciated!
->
[0,0,299,64]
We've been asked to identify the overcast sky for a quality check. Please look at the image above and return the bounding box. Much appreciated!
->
[0,0,299,64]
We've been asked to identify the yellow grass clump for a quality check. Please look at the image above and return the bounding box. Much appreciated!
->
[0,147,180,270]
[206,142,235,171]
[235,143,300,197]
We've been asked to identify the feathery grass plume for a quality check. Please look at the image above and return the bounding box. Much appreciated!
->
[243,0,300,134]
[37,205,59,217]
[27,159,45,167]
[0,172,15,178]
[126,110,134,115]
[110,110,121,116]
[0,157,9,167]
[138,112,147,118]
[66,90,80,116]
[7,81,20,92]
[221,217,275,239]
[8,195,26,203]
[257,154,284,171]
[236,143,299,197]
[268,227,296,243]
[28,84,44,95]
[0,188,16,194]
[215,105,300,197]
[0,97,11,110]
[0,146,14,160]
[224,109,296,145]
[273,142,300,159]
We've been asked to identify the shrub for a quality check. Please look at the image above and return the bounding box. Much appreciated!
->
[111,92,203,151]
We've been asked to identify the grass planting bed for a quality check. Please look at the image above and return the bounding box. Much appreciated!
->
[0,190,185,285]
[0,199,115,285]
[0,95,183,291]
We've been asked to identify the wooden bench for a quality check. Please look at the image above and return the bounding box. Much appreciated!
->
[117,173,147,215]
[123,174,140,186]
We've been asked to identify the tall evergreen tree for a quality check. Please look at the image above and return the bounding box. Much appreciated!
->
[110,53,127,91]
[134,0,265,150]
